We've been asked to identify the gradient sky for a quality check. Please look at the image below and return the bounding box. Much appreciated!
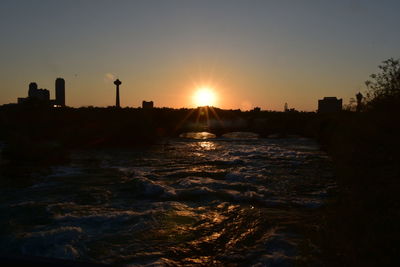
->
[1,0,399,111]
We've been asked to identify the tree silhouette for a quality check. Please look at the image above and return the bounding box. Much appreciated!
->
[365,58,400,109]
[356,92,363,112]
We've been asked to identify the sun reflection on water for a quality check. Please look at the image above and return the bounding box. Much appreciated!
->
[198,141,216,151]
[188,141,217,153]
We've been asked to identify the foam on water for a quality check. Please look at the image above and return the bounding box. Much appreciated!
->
[0,135,334,265]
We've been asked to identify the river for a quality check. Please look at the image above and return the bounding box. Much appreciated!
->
[0,133,335,266]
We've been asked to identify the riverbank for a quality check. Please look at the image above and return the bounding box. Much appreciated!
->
[313,110,400,266]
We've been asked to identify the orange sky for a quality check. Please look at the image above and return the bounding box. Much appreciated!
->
[1,1,399,111]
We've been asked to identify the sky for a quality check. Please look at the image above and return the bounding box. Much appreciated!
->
[0,0,399,111]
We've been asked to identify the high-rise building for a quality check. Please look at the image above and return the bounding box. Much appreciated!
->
[28,82,38,98]
[55,78,65,106]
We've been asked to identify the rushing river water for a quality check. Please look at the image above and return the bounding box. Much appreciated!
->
[0,133,335,266]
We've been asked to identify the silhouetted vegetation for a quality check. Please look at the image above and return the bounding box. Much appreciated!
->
[311,58,400,266]
[365,58,400,110]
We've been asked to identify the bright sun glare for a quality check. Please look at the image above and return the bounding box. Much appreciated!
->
[193,87,217,107]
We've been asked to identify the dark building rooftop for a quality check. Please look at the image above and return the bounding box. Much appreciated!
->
[142,101,154,109]
[318,97,342,113]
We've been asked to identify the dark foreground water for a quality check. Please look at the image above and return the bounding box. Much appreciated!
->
[0,134,334,266]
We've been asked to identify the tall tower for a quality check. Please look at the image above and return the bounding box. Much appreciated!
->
[114,79,122,108]
[55,78,65,106]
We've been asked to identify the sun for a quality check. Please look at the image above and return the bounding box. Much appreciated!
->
[193,87,217,107]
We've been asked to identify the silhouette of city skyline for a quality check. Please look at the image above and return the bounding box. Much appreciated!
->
[12,77,343,112]
[17,78,66,107]
[5,70,349,113]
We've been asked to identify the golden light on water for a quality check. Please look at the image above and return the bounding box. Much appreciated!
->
[193,87,217,107]
[199,141,216,151]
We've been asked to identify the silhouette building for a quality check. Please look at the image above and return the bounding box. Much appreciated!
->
[114,79,122,108]
[20,85,50,103]
[318,97,342,113]
[17,78,66,107]
[28,82,38,98]
[142,101,154,109]
[55,78,65,107]
[284,103,297,112]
